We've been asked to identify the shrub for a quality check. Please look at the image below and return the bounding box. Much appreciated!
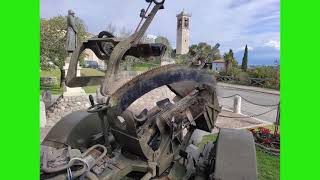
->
[41,62,58,71]
[229,67,242,77]
[238,71,250,82]
[175,54,190,65]
[248,66,275,79]
[247,66,279,89]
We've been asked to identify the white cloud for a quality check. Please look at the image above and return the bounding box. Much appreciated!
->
[146,34,157,40]
[235,45,254,52]
[41,0,280,54]
[264,40,280,50]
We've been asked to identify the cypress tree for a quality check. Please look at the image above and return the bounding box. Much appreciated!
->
[241,45,248,71]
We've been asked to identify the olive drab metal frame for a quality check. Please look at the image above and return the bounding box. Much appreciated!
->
[66,1,166,96]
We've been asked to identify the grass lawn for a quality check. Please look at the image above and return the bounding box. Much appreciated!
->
[256,147,280,180]
[40,68,105,94]
[80,68,104,93]
[40,69,62,95]
[199,132,279,180]
[41,66,168,94]
[81,68,105,76]
[40,85,63,95]
[82,85,99,94]
[131,62,159,71]
[40,69,61,78]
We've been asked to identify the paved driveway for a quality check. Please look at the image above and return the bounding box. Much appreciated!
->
[216,86,280,123]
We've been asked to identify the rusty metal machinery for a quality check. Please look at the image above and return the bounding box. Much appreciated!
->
[41,1,258,179]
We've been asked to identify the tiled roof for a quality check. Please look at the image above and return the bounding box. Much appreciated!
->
[212,59,225,63]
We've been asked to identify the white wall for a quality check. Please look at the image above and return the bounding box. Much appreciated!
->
[83,49,106,67]
[212,62,225,72]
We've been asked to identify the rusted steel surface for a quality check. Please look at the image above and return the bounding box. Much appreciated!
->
[42,64,226,179]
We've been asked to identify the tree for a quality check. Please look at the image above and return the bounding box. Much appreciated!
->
[40,16,88,88]
[241,45,248,71]
[189,42,211,56]
[228,49,238,67]
[189,42,223,62]
[212,48,222,60]
[198,43,212,61]
[222,49,238,75]
[189,44,199,56]
[188,42,223,63]
[223,52,232,75]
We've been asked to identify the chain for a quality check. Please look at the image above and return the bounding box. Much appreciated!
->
[218,107,277,119]
[219,94,236,98]
[219,94,279,107]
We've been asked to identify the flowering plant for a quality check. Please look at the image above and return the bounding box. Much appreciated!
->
[249,126,280,149]
[260,128,271,134]
[263,138,272,144]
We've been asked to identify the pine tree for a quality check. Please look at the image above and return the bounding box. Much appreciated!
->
[241,45,248,71]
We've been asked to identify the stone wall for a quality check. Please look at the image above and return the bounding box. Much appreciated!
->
[46,95,91,126]
[40,77,57,86]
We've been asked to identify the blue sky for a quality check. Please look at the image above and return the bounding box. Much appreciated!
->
[41,0,280,65]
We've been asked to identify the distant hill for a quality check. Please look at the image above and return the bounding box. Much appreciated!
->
[234,46,280,66]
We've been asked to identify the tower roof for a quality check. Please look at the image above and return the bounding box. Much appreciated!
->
[177,9,191,17]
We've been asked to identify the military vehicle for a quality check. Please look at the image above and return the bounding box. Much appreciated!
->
[41,1,257,179]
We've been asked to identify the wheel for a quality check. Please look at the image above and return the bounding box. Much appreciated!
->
[97,31,115,57]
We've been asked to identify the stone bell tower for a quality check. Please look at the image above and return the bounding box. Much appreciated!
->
[176,9,191,55]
